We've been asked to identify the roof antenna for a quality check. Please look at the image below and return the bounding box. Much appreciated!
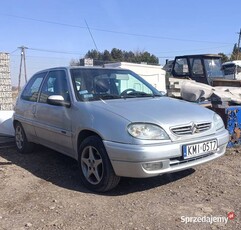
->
[85,19,99,52]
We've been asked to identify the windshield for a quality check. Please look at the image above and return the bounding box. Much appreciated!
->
[203,58,224,78]
[70,68,160,101]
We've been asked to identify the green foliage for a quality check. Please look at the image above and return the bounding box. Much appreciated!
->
[83,48,159,65]
[218,53,229,63]
[111,48,123,61]
[217,43,241,63]
[85,49,100,59]
[230,43,241,61]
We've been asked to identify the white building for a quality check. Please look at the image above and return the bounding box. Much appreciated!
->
[104,62,166,92]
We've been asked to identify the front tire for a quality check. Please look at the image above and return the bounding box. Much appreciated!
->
[15,122,34,154]
[78,136,120,192]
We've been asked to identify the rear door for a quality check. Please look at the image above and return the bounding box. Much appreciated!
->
[34,69,74,156]
[15,72,46,141]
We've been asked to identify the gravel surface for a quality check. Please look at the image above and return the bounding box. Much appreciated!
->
[0,143,240,230]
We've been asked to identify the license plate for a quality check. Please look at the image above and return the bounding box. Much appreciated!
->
[183,139,218,159]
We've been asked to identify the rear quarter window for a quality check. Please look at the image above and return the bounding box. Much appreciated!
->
[21,72,46,102]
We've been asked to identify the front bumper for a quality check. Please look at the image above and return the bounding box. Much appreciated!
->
[104,129,229,178]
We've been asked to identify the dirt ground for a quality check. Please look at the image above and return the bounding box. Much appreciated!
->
[0,139,240,230]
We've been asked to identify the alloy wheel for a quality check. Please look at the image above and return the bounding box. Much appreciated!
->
[81,146,104,185]
[15,125,24,150]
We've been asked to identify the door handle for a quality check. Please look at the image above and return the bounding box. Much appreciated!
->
[32,105,36,115]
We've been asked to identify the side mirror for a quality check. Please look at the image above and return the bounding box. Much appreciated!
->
[47,95,71,108]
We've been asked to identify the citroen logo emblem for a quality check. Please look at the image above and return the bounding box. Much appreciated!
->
[191,123,199,134]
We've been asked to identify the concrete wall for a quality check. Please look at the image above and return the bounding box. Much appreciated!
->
[0,52,13,111]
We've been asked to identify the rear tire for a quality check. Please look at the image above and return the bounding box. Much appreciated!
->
[78,135,120,192]
[15,122,35,154]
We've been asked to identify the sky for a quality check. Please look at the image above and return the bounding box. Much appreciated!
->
[0,0,240,86]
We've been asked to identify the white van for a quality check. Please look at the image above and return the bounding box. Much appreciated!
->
[222,60,241,80]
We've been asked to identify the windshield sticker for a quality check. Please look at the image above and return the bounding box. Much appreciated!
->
[83,94,93,99]
[79,90,89,95]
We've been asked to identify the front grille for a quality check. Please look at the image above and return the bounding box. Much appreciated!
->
[171,122,211,136]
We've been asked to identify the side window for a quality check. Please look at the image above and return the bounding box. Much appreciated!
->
[39,70,69,103]
[173,58,189,76]
[191,58,204,75]
[21,72,46,102]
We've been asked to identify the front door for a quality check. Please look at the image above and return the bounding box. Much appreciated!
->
[34,69,73,156]
[189,58,209,84]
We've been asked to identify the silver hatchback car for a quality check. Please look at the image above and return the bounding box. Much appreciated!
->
[14,67,229,192]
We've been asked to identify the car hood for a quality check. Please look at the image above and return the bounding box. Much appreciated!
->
[92,97,214,128]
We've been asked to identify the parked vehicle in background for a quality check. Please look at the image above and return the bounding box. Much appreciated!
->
[164,54,241,87]
[13,66,229,192]
[222,60,241,80]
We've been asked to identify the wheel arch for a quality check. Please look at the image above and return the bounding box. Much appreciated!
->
[13,120,20,129]
[77,132,120,192]
[77,130,102,153]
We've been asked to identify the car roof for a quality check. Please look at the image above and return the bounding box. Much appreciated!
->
[34,66,129,74]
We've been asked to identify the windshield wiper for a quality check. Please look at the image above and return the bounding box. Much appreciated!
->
[122,91,156,98]
[97,92,162,100]
[98,94,121,100]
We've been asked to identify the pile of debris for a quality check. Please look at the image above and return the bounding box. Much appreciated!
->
[180,80,241,108]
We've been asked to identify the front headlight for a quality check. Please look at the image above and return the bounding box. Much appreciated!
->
[213,113,224,131]
[127,123,169,140]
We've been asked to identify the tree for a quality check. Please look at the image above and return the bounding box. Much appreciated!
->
[123,51,135,62]
[230,43,241,60]
[110,48,123,61]
[218,53,229,63]
[70,58,80,66]
[85,49,101,59]
[85,48,159,65]
[71,48,159,66]
[102,50,112,61]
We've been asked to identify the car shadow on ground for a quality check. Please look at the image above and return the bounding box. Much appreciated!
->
[0,144,195,196]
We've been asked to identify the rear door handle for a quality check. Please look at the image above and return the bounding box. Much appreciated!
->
[32,105,36,116]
